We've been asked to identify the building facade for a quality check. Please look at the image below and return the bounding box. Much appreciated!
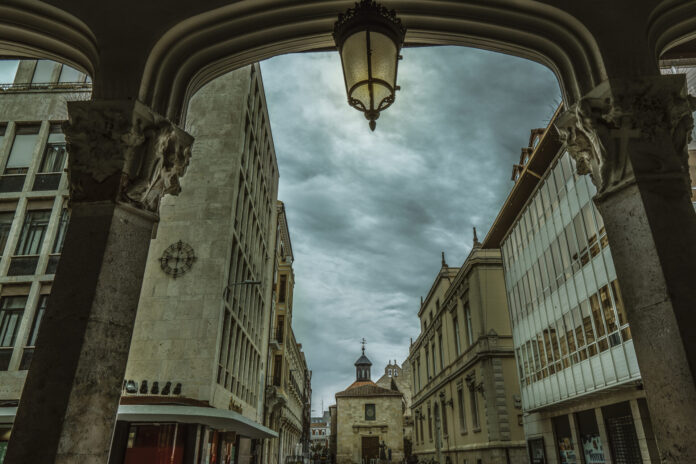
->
[264,202,311,464]
[0,58,284,463]
[0,58,90,458]
[335,350,404,464]
[310,410,331,453]
[375,359,414,455]
[408,251,527,464]
[484,109,659,464]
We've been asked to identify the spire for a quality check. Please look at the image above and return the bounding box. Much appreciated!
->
[473,227,482,248]
[441,251,447,267]
[361,337,366,355]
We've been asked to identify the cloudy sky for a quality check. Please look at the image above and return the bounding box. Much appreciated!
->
[259,46,561,413]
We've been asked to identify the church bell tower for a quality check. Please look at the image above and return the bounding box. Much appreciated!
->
[355,338,372,381]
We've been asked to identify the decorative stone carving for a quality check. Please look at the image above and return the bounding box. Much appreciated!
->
[63,100,193,213]
[556,75,695,199]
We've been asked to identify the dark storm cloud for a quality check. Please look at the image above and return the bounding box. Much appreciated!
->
[259,46,560,410]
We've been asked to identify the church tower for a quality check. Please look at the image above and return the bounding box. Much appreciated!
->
[354,339,372,381]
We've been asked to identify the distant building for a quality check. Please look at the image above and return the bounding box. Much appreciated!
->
[484,107,659,463]
[407,251,527,463]
[334,347,404,464]
[264,201,311,464]
[375,359,414,454]
[310,410,331,451]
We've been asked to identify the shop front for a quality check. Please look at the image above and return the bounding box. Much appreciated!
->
[0,404,276,464]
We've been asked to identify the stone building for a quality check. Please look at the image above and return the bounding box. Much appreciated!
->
[120,62,281,463]
[484,107,661,464]
[264,201,311,464]
[408,251,527,463]
[335,348,405,464]
[375,359,414,453]
[0,58,283,463]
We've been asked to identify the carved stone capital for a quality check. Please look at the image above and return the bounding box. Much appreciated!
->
[63,100,193,214]
[556,75,695,199]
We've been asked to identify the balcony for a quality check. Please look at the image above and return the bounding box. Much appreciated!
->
[270,326,284,350]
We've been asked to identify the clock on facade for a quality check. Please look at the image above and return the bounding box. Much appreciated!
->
[159,241,196,278]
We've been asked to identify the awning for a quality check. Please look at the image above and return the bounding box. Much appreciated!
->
[0,405,277,439]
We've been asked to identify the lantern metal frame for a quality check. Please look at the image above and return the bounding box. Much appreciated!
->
[333,0,406,130]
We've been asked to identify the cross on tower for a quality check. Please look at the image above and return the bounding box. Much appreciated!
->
[361,338,366,355]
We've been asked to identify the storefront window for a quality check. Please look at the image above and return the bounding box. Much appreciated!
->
[552,415,578,464]
[576,410,606,464]
[124,423,185,464]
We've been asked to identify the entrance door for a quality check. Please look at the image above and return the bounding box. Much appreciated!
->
[362,437,379,463]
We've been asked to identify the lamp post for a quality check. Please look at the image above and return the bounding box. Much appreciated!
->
[333,0,406,131]
[223,279,261,299]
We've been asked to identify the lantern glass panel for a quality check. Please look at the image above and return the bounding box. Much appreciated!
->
[341,31,369,108]
[369,31,397,88]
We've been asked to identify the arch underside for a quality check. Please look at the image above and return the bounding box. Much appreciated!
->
[145,1,607,124]
[0,1,694,124]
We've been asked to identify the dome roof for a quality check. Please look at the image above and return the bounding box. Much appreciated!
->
[354,354,372,366]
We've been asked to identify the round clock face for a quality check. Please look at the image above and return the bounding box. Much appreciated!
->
[159,241,196,278]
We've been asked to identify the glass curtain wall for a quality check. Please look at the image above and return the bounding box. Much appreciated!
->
[501,151,640,410]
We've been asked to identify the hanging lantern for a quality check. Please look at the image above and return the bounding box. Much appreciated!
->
[333,0,406,131]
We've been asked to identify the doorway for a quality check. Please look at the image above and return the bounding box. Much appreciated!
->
[362,436,379,463]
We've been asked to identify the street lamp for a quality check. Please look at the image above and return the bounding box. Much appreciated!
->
[223,280,262,298]
[333,0,406,131]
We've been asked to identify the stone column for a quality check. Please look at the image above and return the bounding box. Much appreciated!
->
[557,74,696,463]
[5,100,192,464]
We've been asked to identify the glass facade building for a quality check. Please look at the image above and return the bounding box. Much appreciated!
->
[488,117,660,463]
[500,150,639,412]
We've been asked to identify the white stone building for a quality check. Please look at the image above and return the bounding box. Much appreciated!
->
[0,58,281,464]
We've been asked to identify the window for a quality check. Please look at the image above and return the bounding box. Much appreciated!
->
[32,60,55,83]
[15,210,50,256]
[465,303,473,346]
[457,387,467,433]
[6,125,39,174]
[0,60,20,85]
[427,407,433,441]
[0,212,14,256]
[52,209,69,254]
[279,274,287,303]
[45,208,68,274]
[440,397,448,436]
[0,296,26,370]
[36,125,66,191]
[58,64,82,83]
[425,347,430,379]
[20,294,47,370]
[9,210,51,276]
[365,404,376,421]
[438,334,444,370]
[431,343,437,376]
[388,368,392,377]
[471,388,480,430]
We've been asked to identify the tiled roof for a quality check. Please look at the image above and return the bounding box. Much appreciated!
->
[335,381,403,398]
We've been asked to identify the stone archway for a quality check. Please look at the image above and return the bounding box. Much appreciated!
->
[1,2,696,463]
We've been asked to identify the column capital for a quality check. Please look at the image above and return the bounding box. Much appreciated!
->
[63,99,193,213]
[556,75,695,200]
